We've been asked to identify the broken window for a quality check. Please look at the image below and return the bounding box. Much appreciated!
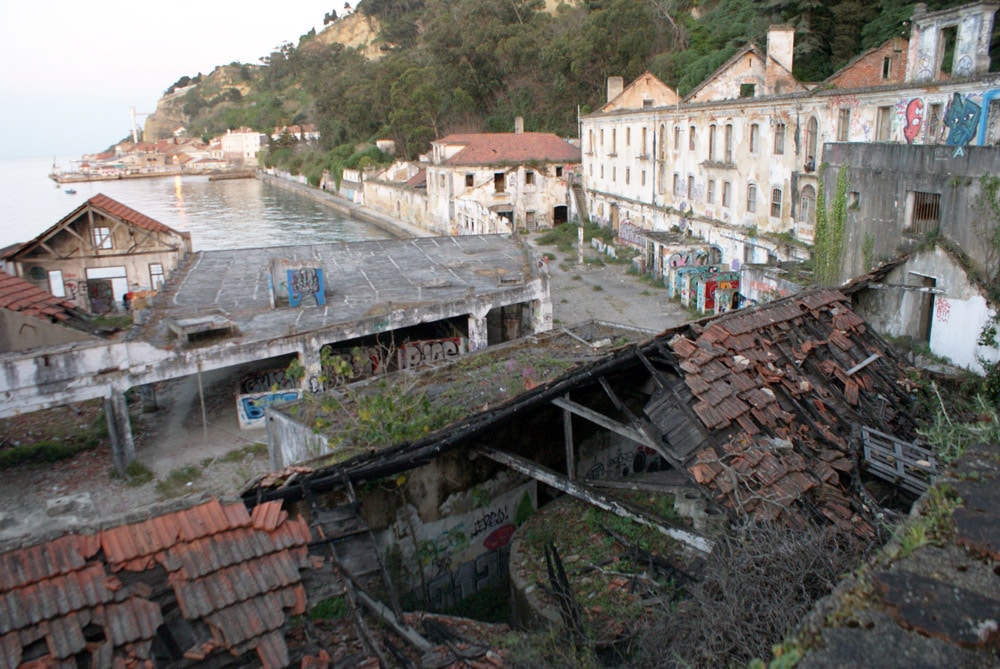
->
[799,185,816,224]
[525,171,535,186]
[882,55,892,79]
[749,124,760,154]
[773,122,786,155]
[93,226,113,250]
[707,179,716,204]
[709,124,717,161]
[674,172,680,195]
[926,103,943,142]
[907,191,941,234]
[804,117,818,169]
[939,25,957,78]
[740,83,756,98]
[837,109,851,142]
[689,125,696,151]
[465,173,474,187]
[723,181,732,208]
[149,263,164,290]
[725,123,733,163]
[674,125,681,150]
[876,106,893,141]
[771,188,783,218]
[556,166,563,177]
[688,175,695,199]
[494,172,505,193]
[626,167,631,185]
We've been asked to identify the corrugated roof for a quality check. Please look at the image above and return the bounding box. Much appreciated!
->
[434,132,581,165]
[0,498,311,667]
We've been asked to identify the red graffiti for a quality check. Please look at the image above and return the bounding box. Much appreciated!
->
[482,524,516,551]
[904,99,924,144]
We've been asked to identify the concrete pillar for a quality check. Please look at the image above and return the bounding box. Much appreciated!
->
[300,344,323,392]
[468,312,489,352]
[531,297,554,334]
[105,389,135,476]
[138,383,157,412]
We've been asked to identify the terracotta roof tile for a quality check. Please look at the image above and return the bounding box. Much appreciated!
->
[434,132,580,165]
[669,336,697,357]
[0,270,79,321]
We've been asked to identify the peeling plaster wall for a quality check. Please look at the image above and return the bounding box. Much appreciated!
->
[852,247,1000,373]
[266,408,331,469]
[363,180,438,234]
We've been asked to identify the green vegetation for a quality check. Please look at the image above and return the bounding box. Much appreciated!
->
[309,595,350,621]
[155,464,204,498]
[0,409,108,469]
[812,166,848,285]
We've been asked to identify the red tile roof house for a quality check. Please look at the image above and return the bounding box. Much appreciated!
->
[426,125,581,235]
[0,269,99,352]
[0,498,313,668]
[1,195,192,315]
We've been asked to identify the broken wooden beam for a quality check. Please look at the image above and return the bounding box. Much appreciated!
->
[476,445,714,554]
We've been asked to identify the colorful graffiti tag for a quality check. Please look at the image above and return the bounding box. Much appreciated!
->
[899,98,924,144]
[287,267,325,307]
[944,92,981,146]
[236,390,301,429]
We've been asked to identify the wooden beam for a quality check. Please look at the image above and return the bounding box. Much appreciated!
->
[551,396,658,450]
[562,393,576,481]
[477,445,714,553]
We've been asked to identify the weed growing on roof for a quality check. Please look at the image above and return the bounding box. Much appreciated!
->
[122,460,154,486]
[309,596,349,621]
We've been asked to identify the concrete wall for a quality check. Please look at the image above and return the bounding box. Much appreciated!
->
[822,143,1000,282]
[852,246,1000,372]
[266,408,332,469]
[363,180,439,233]
[0,311,96,353]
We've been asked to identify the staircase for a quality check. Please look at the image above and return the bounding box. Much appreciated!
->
[571,181,589,224]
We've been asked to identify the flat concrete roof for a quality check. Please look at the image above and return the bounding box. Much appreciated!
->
[140,235,538,347]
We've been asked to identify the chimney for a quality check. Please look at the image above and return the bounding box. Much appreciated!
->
[607,76,624,104]
[514,116,524,134]
[766,25,795,74]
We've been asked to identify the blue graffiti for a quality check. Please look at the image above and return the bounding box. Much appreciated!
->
[944,92,981,146]
[287,268,325,307]
[239,391,300,421]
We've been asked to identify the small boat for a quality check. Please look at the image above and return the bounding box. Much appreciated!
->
[65,189,77,195]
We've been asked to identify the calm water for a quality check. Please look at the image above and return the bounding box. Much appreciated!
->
[0,157,392,251]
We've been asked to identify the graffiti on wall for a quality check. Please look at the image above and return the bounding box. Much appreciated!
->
[935,297,951,324]
[618,220,644,249]
[239,368,298,394]
[287,267,325,307]
[426,547,510,611]
[581,444,666,480]
[897,98,924,144]
[398,337,465,370]
[944,92,981,146]
[236,390,301,429]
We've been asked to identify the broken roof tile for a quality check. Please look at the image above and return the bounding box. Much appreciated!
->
[693,400,729,429]
[669,335,697,357]
[685,374,711,395]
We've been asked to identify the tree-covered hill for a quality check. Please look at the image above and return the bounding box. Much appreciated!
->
[156,0,996,170]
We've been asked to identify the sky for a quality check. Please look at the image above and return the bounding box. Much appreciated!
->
[0,1,338,160]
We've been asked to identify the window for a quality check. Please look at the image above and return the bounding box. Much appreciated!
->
[837,109,851,142]
[773,122,786,155]
[439,174,446,187]
[724,124,733,163]
[93,226,112,249]
[674,126,681,150]
[641,170,646,186]
[747,184,757,213]
[799,186,816,224]
[907,191,941,234]
[722,181,732,207]
[687,175,695,199]
[526,211,536,226]
[771,188,783,218]
[927,103,943,142]
[743,244,754,265]
[625,167,630,185]
[626,127,631,146]
[882,55,892,79]
[707,180,716,204]
[804,117,818,170]
[611,128,616,154]
[659,124,667,158]
[48,270,65,298]
[689,126,696,151]
[555,166,563,177]
[612,166,617,182]
[525,171,535,186]
[708,125,717,162]
[641,127,647,155]
[876,106,893,141]
[642,99,653,108]
[588,130,595,154]
[494,172,505,193]
[600,129,604,147]
[600,166,604,179]
[465,173,474,187]
[740,83,756,98]
[673,173,680,195]
[149,263,165,290]
[749,124,760,153]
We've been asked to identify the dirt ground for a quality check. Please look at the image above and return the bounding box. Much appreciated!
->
[0,235,692,548]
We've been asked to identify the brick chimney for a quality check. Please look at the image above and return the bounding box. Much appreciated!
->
[607,76,624,104]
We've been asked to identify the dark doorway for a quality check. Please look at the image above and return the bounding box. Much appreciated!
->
[553,205,568,226]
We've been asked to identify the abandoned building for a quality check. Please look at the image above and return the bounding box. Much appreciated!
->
[0,269,100,353]
[363,121,582,236]
[0,234,552,475]
[578,1,1000,282]
[0,288,941,667]
[0,194,193,315]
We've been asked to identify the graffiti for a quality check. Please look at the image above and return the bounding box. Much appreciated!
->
[582,445,665,480]
[691,183,705,202]
[425,547,510,611]
[398,338,464,369]
[935,297,951,323]
[956,55,974,78]
[915,52,933,82]
[470,506,509,540]
[898,98,924,144]
[87,279,115,314]
[832,94,859,108]
[320,344,384,380]
[237,390,301,428]
[618,220,644,248]
[240,368,298,394]
[944,92,981,146]
[287,267,325,307]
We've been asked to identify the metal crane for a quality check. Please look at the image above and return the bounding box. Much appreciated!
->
[130,106,153,143]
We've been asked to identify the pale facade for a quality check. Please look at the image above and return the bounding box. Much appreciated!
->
[579,2,1000,272]
[221,127,268,165]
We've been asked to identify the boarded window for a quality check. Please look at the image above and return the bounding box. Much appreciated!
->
[837,109,851,142]
[876,106,893,141]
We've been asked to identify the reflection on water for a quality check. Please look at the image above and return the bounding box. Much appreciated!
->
[0,157,392,251]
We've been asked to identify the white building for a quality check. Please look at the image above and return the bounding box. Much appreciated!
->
[220,127,268,166]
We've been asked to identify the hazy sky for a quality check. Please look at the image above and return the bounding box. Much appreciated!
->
[0,1,337,160]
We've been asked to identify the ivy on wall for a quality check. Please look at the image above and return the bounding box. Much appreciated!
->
[812,166,849,286]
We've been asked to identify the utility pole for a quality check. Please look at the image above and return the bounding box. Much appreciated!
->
[130,106,153,143]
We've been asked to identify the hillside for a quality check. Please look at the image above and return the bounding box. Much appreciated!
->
[141,0,996,159]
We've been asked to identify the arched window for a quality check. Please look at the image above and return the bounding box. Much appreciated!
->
[747,184,757,213]
[804,117,818,171]
[800,185,816,223]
